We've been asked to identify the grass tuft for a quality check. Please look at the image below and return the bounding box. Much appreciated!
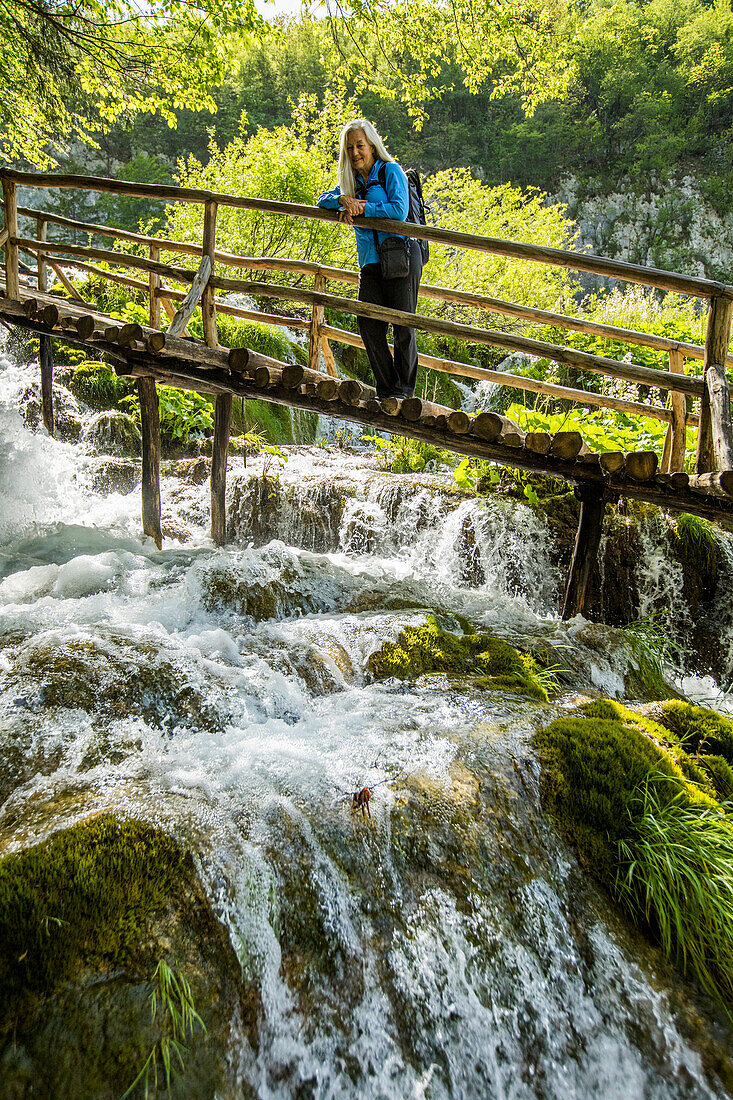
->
[616,778,733,1009]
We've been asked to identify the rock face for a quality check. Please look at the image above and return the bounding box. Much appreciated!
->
[21,382,82,443]
[0,815,245,1100]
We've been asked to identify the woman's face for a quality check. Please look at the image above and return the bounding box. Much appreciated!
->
[346,129,376,177]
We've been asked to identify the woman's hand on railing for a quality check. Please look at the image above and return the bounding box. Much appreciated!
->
[338,196,366,224]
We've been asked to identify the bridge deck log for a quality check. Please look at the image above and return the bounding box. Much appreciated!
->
[2,291,733,526]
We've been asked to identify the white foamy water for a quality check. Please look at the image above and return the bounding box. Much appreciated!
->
[1,339,732,1098]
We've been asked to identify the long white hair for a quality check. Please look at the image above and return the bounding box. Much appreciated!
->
[337,119,395,198]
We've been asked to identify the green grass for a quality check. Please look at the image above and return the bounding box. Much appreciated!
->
[122,959,206,1099]
[616,779,733,1009]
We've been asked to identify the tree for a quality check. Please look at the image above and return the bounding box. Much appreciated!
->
[0,0,267,167]
[323,0,577,121]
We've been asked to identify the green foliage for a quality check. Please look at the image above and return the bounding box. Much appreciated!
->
[216,314,307,365]
[1,0,266,168]
[367,613,548,699]
[67,361,136,410]
[617,781,733,1010]
[620,616,686,700]
[674,512,718,577]
[122,387,213,446]
[366,434,453,472]
[0,816,186,1006]
[122,959,206,1099]
[504,401,682,461]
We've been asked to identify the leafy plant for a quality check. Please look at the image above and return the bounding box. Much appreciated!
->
[616,778,733,1010]
[122,959,206,1099]
[122,387,213,446]
[366,434,453,473]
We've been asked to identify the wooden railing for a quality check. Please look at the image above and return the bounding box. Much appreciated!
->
[2,168,733,477]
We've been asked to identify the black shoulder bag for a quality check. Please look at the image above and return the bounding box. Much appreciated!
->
[357,167,411,280]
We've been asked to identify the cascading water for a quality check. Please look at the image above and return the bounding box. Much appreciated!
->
[1,336,733,1099]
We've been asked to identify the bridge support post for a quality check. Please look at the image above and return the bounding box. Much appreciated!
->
[138,376,162,549]
[2,177,19,300]
[37,217,54,437]
[211,394,232,546]
[561,485,610,621]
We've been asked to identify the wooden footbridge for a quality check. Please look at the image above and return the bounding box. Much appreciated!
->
[2,168,733,619]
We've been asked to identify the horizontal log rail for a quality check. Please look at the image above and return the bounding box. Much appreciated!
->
[16,205,724,366]
[212,277,706,398]
[11,231,707,399]
[4,168,733,300]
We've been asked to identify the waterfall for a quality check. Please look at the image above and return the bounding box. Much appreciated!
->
[1,333,732,1099]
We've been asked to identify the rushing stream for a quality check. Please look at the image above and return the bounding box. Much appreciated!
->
[1,336,733,1100]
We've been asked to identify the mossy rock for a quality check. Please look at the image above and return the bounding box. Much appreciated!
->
[88,457,140,495]
[657,700,733,765]
[535,699,716,884]
[367,614,548,700]
[0,815,247,1099]
[81,410,142,456]
[66,361,135,411]
[8,633,224,733]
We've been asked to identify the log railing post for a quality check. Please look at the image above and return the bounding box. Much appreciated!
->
[697,295,733,473]
[201,199,229,543]
[561,486,610,620]
[201,200,218,348]
[308,271,326,374]
[138,376,162,549]
[36,216,55,436]
[149,244,161,331]
[2,177,19,299]
[661,348,687,473]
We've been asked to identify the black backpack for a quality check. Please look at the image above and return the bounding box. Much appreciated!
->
[369,163,430,264]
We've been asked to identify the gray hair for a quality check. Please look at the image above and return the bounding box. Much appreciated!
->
[337,119,395,198]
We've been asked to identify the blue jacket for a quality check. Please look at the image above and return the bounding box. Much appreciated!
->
[317,159,409,268]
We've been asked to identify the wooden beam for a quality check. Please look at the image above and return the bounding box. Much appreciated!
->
[2,178,19,299]
[138,377,162,549]
[39,333,54,437]
[16,206,727,364]
[221,279,705,398]
[211,393,232,546]
[687,471,733,499]
[663,349,688,473]
[562,487,609,620]
[201,200,218,348]
[697,296,733,473]
[167,254,211,338]
[13,236,197,287]
[5,168,732,299]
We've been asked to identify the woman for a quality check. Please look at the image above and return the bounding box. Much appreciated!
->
[317,119,422,400]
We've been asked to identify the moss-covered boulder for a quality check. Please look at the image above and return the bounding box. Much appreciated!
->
[66,360,136,411]
[81,410,142,456]
[367,614,548,700]
[534,699,714,882]
[0,815,245,1099]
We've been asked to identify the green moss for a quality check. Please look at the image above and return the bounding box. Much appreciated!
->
[66,361,135,411]
[216,314,307,366]
[535,702,715,882]
[697,754,733,801]
[658,700,733,765]
[0,816,185,1005]
[367,614,547,700]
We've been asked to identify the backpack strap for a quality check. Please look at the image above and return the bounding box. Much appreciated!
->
[355,162,387,258]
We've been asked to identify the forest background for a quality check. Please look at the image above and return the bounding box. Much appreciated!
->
[4,0,733,455]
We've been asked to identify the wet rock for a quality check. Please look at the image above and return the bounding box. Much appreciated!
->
[21,382,82,443]
[0,814,247,1100]
[200,543,352,622]
[88,457,140,494]
[162,456,210,484]
[81,410,141,456]
[4,630,226,733]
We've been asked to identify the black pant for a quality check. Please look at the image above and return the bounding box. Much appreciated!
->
[357,240,423,399]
